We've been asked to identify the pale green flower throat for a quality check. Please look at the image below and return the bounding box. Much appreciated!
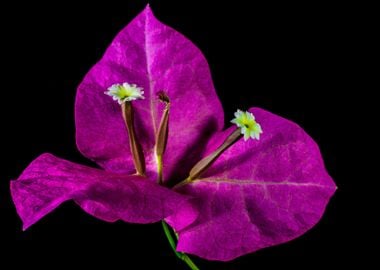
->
[105,82,144,104]
[231,110,263,141]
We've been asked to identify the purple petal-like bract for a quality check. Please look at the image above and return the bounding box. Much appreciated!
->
[168,108,336,261]
[75,6,224,182]
[11,6,336,262]
[11,153,194,230]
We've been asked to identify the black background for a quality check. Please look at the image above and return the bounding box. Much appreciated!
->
[1,1,361,269]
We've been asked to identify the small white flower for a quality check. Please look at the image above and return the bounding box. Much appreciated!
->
[231,110,263,141]
[105,82,144,104]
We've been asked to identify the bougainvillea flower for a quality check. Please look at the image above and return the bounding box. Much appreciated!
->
[11,5,336,264]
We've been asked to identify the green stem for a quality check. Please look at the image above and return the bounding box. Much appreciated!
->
[161,221,180,259]
[183,256,200,270]
[161,221,200,270]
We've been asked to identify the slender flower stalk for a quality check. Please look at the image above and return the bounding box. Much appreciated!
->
[121,102,146,175]
[182,110,263,183]
[155,92,170,184]
[188,128,242,181]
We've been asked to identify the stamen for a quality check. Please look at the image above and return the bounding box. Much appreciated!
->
[122,102,146,176]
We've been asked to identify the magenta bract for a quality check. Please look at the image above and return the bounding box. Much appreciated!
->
[75,6,224,182]
[11,153,194,230]
[11,6,336,262]
[168,108,336,260]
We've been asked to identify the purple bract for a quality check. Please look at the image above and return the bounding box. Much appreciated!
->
[11,6,336,262]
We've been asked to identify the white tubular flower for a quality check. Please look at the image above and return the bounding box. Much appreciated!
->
[105,82,144,104]
[231,110,263,141]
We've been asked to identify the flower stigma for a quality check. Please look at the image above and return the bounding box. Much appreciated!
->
[231,110,262,141]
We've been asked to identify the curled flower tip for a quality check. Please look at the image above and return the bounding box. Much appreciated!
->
[155,91,170,157]
[155,91,170,184]
[231,110,263,141]
[105,82,144,104]
[158,91,170,104]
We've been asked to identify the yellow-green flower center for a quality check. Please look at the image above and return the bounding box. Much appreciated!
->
[231,110,263,141]
[105,82,144,104]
